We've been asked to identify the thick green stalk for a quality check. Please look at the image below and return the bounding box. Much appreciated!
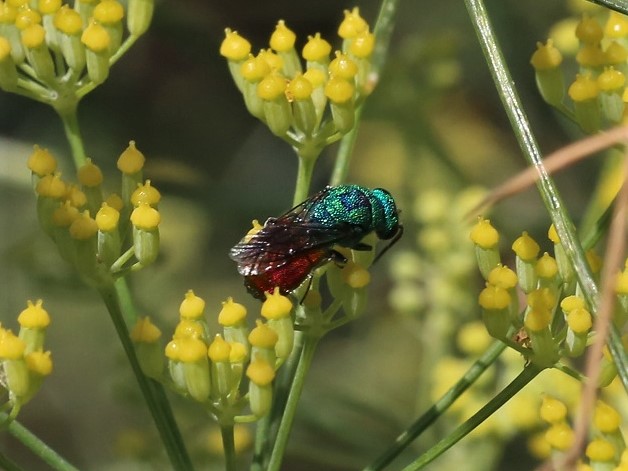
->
[364,340,507,471]
[463,0,628,391]
[266,334,320,471]
[98,283,194,471]
[1,413,80,471]
[55,104,87,169]
[293,151,317,206]
[400,364,542,471]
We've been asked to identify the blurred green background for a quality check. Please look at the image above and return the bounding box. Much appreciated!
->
[0,0,607,469]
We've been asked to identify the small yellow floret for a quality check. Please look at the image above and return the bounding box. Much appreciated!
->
[576,14,603,43]
[38,0,62,15]
[15,8,41,30]
[173,320,204,339]
[593,401,621,432]
[257,49,283,71]
[130,316,162,343]
[81,20,111,53]
[567,307,592,333]
[69,210,98,240]
[568,74,599,101]
[605,11,628,38]
[605,41,628,65]
[269,20,296,52]
[349,30,375,58]
[176,337,207,363]
[286,74,313,100]
[576,43,605,68]
[487,265,518,289]
[548,224,559,243]
[229,342,247,363]
[220,29,251,61]
[95,203,120,232]
[65,184,87,208]
[77,158,103,187]
[512,231,540,261]
[478,284,510,310]
[0,37,11,60]
[527,288,556,311]
[545,422,574,450]
[535,253,558,279]
[21,24,45,49]
[248,320,278,348]
[208,334,231,362]
[218,297,247,326]
[53,5,82,35]
[27,145,57,176]
[338,7,368,39]
[105,193,124,211]
[36,173,66,198]
[302,33,331,62]
[586,250,602,273]
[524,308,551,332]
[52,201,80,227]
[560,295,585,312]
[130,203,160,230]
[324,76,354,104]
[470,218,499,249]
[342,262,371,288]
[597,67,625,91]
[530,40,563,70]
[540,395,567,423]
[303,68,325,88]
[257,72,287,101]
[329,51,358,79]
[261,288,292,320]
[17,299,50,329]
[179,290,205,320]
[93,0,124,24]
[0,330,26,359]
[117,141,145,174]
[586,438,615,462]
[241,55,271,83]
[456,321,492,355]
[616,268,628,294]
[246,357,275,386]
[25,350,52,375]
[131,180,161,206]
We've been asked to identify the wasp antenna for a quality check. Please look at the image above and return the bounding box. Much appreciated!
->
[373,224,403,265]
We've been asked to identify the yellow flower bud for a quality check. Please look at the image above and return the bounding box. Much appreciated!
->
[241,54,271,83]
[36,174,66,198]
[593,401,621,433]
[27,145,57,176]
[329,51,358,79]
[39,0,62,15]
[208,334,231,362]
[81,20,111,53]
[117,141,145,174]
[512,232,539,261]
[586,438,615,462]
[93,0,124,24]
[303,68,325,88]
[52,201,79,227]
[478,284,510,310]
[248,320,278,348]
[487,265,518,289]
[95,203,119,232]
[105,193,123,211]
[130,203,160,230]
[179,290,205,320]
[470,218,499,249]
[349,30,375,58]
[131,180,161,206]
[545,422,573,450]
[576,14,603,43]
[338,7,368,39]
[560,295,585,312]
[69,210,98,240]
[21,24,45,49]
[257,71,287,101]
[246,357,275,386]
[25,350,52,376]
[286,74,313,100]
[218,297,247,326]
[567,307,592,333]
[261,287,292,320]
[540,395,567,423]
[530,40,563,70]
[569,74,599,101]
[604,41,628,65]
[269,20,295,52]
[0,330,26,359]
[77,158,103,187]
[605,11,628,38]
[173,319,204,339]
[342,262,370,288]
[130,316,162,343]
[524,308,551,332]
[597,67,625,92]
[220,29,251,61]
[535,253,558,279]
[17,300,50,329]
[53,5,82,35]
[302,33,331,62]
[15,8,41,30]
[324,76,354,104]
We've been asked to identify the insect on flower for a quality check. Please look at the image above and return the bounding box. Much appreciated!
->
[229,184,403,299]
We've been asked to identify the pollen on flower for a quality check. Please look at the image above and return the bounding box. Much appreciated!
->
[0,330,26,359]
[130,203,160,230]
[25,350,53,375]
[77,158,103,187]
[131,180,161,206]
[338,7,368,39]
[130,316,162,343]
[93,0,124,24]
[246,356,275,386]
[179,290,206,320]
[95,203,120,232]
[568,74,599,101]
[324,76,354,104]
[69,210,98,240]
[349,30,375,58]
[302,33,331,62]
[208,334,231,362]
[117,141,145,174]
[512,231,540,261]
[531,40,563,70]
[248,320,278,348]
[218,297,247,326]
[17,299,50,329]
[81,20,111,53]
[220,29,251,61]
[261,288,292,320]
[27,145,57,176]
[269,20,296,52]
[53,5,82,35]
[21,24,46,49]
[470,218,499,249]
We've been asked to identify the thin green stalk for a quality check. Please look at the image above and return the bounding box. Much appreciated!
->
[363,340,507,471]
[1,412,80,471]
[330,106,363,186]
[400,364,543,471]
[220,424,236,471]
[293,152,317,205]
[55,105,87,169]
[98,283,194,471]
[266,334,320,471]
[463,0,628,392]
[0,451,23,471]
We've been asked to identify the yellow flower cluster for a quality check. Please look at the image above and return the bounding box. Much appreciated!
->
[0,0,153,102]
[220,7,375,143]
[28,141,161,285]
[0,300,53,418]
[131,287,294,420]
[531,9,628,132]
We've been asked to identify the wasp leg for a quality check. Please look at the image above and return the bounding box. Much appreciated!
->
[331,250,348,267]
[350,243,373,251]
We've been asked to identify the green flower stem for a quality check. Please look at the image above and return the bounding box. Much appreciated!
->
[363,340,507,471]
[330,105,363,186]
[54,104,87,169]
[220,424,236,471]
[266,333,320,471]
[98,282,194,471]
[400,364,543,471]
[464,0,628,392]
[293,150,318,205]
[0,412,80,471]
